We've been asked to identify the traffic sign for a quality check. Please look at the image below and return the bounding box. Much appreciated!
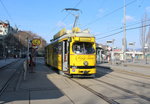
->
[32,39,41,46]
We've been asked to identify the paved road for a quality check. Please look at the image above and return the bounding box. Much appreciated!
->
[0,57,149,104]
[0,58,108,104]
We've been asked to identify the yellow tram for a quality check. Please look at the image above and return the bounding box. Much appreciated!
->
[45,27,96,77]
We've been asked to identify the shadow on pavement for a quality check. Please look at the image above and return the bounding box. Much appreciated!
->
[95,66,114,78]
[0,61,65,104]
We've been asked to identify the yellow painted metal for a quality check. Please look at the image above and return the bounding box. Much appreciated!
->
[79,37,95,42]
[70,68,96,74]
[73,37,80,41]
[72,37,95,42]
[45,43,62,71]
[70,54,96,66]
[53,28,66,40]
[69,37,96,75]
[45,30,96,76]
[72,27,81,33]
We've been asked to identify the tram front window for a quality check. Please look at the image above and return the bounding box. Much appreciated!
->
[73,42,95,54]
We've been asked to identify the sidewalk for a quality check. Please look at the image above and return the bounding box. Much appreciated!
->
[0,59,71,104]
[0,58,20,68]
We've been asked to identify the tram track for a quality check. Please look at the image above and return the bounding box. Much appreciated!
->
[0,69,17,96]
[0,59,24,97]
[69,78,120,104]
[115,69,150,79]
[96,70,150,85]
[97,66,150,79]
[94,76,150,102]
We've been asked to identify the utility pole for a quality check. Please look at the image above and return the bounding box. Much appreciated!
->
[122,0,127,62]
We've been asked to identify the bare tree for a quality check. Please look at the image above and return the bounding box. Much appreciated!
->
[140,13,150,62]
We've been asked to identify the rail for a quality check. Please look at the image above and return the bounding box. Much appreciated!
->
[70,78,120,104]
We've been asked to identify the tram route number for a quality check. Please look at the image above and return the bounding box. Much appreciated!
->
[32,39,41,46]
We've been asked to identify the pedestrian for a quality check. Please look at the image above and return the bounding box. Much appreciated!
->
[132,53,135,62]
[29,54,35,73]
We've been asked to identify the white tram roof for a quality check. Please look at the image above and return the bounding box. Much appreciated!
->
[61,31,94,39]
[48,27,95,45]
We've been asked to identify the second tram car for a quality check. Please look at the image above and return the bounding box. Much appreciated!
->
[45,27,96,77]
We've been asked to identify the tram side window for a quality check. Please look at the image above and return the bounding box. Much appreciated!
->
[53,42,63,54]
[53,46,56,54]
[53,43,59,54]
[58,42,62,54]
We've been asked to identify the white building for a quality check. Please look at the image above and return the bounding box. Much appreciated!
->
[0,21,17,37]
[0,21,18,58]
[0,21,9,36]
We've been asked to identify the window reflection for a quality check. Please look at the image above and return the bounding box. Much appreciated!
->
[73,42,95,54]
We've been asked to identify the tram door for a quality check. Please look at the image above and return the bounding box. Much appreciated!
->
[62,40,68,71]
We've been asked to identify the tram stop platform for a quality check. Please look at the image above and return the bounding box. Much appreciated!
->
[0,59,73,104]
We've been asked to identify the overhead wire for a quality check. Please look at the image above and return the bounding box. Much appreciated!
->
[82,0,137,28]
[59,0,83,25]
[0,0,15,25]
[50,0,83,34]
[74,0,83,8]
[99,0,106,8]
[94,19,150,37]
[96,24,150,40]
[138,0,145,7]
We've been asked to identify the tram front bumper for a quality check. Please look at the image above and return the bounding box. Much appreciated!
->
[70,68,96,74]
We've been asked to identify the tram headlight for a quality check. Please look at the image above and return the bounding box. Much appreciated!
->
[83,61,88,66]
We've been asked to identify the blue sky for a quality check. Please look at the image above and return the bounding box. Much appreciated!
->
[0,0,150,49]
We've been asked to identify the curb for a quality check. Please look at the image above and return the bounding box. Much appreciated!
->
[123,63,150,68]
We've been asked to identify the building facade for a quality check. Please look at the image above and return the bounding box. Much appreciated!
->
[0,21,9,36]
[0,21,18,58]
